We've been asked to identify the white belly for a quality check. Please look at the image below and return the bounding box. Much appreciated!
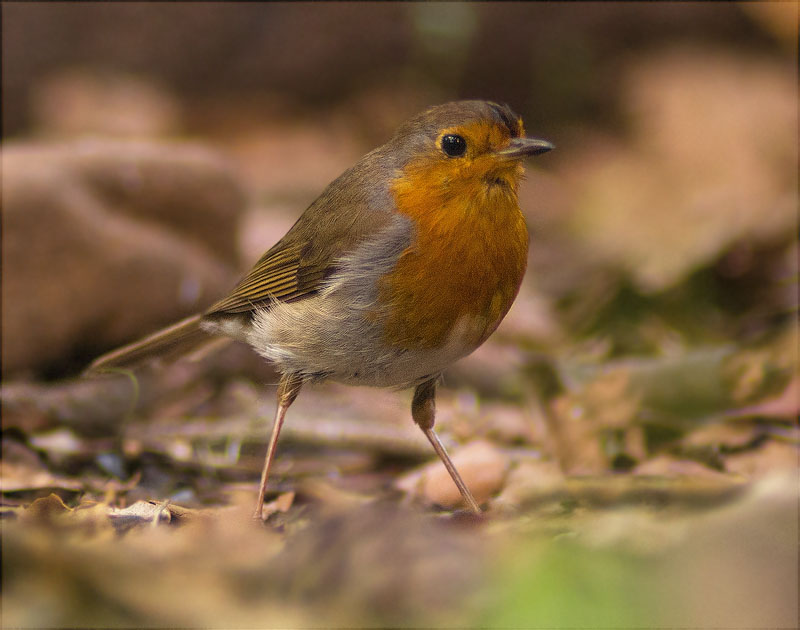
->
[238,295,481,387]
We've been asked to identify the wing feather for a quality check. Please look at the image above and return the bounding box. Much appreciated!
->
[205,243,306,314]
[205,149,400,318]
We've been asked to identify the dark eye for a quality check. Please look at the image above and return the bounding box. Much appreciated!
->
[441,134,466,157]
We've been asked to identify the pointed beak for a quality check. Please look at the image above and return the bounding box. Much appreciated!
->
[496,137,555,160]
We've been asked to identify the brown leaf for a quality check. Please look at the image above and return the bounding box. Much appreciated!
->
[22,493,72,521]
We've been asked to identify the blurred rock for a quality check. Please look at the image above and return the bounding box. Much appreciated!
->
[564,47,796,293]
[1,140,245,377]
[31,70,182,138]
[398,440,509,509]
[216,113,363,198]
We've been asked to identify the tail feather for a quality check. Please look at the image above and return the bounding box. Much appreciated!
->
[85,314,211,375]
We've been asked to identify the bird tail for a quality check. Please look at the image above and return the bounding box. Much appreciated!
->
[84,314,215,375]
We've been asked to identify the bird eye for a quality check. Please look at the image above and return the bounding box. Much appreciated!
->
[441,134,467,157]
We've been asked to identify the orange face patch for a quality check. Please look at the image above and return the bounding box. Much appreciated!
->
[378,120,530,350]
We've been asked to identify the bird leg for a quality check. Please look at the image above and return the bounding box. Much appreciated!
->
[411,377,481,513]
[253,373,303,519]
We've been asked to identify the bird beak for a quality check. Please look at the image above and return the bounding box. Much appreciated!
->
[496,137,555,159]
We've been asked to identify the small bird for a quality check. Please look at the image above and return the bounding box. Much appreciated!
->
[88,100,553,516]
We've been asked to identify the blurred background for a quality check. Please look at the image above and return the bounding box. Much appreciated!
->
[2,2,797,628]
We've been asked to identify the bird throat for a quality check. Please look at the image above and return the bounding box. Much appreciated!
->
[379,157,529,351]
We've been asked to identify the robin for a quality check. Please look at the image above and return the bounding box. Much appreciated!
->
[88,100,553,516]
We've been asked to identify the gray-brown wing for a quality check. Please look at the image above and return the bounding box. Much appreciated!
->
[205,153,399,317]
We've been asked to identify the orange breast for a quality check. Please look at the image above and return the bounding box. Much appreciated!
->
[379,155,529,350]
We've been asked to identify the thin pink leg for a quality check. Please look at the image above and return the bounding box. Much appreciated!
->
[252,374,302,519]
[412,377,481,514]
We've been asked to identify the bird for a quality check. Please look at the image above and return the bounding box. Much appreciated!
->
[87,100,553,517]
